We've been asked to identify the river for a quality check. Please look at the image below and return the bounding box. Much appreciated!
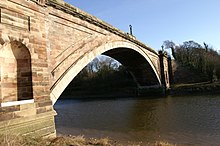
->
[54,94,220,145]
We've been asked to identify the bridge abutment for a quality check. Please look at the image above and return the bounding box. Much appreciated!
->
[0,0,56,137]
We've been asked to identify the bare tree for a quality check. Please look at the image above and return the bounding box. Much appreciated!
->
[163,40,176,59]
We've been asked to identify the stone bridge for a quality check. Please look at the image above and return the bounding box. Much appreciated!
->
[0,0,170,137]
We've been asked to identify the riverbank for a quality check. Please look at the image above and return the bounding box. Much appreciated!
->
[62,82,220,99]
[61,87,137,99]
[0,134,175,146]
[0,134,113,146]
[170,82,220,95]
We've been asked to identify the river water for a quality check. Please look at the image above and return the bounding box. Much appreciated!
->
[54,94,220,145]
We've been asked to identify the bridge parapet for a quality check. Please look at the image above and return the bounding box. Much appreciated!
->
[46,0,157,55]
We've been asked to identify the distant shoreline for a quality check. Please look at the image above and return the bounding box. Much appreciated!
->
[61,82,220,100]
[169,82,220,95]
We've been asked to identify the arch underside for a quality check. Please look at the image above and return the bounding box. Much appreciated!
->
[50,41,161,104]
[103,48,160,86]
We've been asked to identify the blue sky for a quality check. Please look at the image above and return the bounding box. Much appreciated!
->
[65,0,220,52]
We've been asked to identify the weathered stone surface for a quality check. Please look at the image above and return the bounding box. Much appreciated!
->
[0,112,14,121]
[0,105,20,112]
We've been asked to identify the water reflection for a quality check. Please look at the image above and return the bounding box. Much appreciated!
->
[54,95,220,145]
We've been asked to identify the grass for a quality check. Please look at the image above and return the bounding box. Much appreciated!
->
[0,134,113,146]
[0,134,176,146]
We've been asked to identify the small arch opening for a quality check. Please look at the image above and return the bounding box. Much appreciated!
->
[0,41,33,103]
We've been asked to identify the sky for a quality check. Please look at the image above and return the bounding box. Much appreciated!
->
[65,0,220,52]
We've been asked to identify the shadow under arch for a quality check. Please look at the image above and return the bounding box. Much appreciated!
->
[103,48,160,86]
[50,41,161,104]
[0,41,33,102]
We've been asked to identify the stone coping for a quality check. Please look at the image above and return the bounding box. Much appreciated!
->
[0,99,35,107]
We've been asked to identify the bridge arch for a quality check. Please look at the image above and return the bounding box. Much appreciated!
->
[50,41,161,104]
